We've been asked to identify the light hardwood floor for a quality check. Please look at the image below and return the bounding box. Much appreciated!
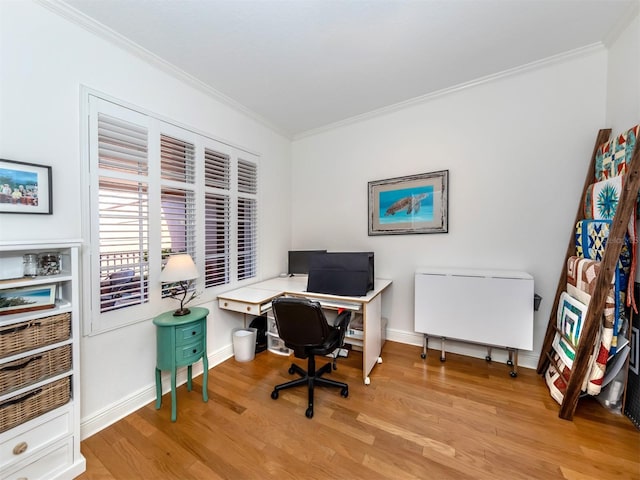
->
[77,341,639,480]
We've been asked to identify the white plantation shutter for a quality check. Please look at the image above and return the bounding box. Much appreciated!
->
[161,134,195,183]
[86,94,259,333]
[204,149,230,287]
[97,113,148,175]
[160,187,196,255]
[95,112,150,314]
[237,159,257,281]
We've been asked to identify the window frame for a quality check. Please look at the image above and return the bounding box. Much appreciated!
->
[81,89,260,335]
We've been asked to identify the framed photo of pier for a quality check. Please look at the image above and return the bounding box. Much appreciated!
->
[0,159,53,214]
[368,170,448,235]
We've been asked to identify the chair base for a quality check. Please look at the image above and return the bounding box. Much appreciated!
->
[271,355,348,418]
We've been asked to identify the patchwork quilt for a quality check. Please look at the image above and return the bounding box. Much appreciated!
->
[595,124,639,181]
[589,124,639,313]
[566,256,615,395]
[545,257,616,403]
[552,291,588,369]
[583,175,637,314]
[575,219,630,354]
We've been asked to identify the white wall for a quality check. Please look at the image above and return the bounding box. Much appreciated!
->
[606,11,640,135]
[604,10,640,282]
[0,1,291,437]
[291,49,609,368]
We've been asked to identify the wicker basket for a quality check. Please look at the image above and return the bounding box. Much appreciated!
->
[0,313,71,359]
[0,376,71,433]
[0,345,72,396]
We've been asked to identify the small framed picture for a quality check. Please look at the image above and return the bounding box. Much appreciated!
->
[368,170,448,235]
[0,159,53,214]
[0,284,57,316]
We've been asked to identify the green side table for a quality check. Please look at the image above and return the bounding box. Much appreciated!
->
[153,306,209,421]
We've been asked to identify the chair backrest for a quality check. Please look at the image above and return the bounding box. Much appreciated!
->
[271,296,330,349]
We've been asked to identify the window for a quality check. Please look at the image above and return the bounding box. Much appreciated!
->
[237,159,257,280]
[84,94,259,334]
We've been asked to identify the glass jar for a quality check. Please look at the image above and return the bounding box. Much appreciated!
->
[23,253,38,277]
[38,252,61,276]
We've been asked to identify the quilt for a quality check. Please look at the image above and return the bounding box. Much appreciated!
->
[583,176,637,314]
[546,259,617,403]
[595,124,639,181]
[552,291,588,369]
[566,256,615,395]
[575,219,630,354]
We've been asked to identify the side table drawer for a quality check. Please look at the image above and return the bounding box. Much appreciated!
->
[175,322,204,346]
[175,340,205,366]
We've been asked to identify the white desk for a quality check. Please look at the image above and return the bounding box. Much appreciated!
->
[217,276,392,384]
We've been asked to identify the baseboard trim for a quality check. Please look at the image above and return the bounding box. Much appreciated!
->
[385,328,539,370]
[80,345,233,440]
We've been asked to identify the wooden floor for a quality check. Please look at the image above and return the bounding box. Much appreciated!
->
[78,341,639,480]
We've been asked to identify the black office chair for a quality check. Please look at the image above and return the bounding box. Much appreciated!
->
[270,296,351,419]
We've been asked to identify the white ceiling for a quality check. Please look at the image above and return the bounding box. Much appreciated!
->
[58,0,636,138]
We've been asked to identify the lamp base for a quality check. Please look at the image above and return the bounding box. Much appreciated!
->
[173,307,191,317]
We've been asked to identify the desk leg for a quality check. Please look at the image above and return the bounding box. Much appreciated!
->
[171,367,177,422]
[155,368,162,409]
[363,294,382,385]
[202,354,209,402]
[187,365,193,391]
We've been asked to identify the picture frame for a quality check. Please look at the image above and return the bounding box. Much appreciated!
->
[368,170,448,235]
[0,284,57,316]
[0,159,53,214]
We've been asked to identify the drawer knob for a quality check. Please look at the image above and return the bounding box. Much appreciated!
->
[192,331,196,336]
[13,441,28,455]
[246,306,251,312]
[192,349,197,354]
[224,302,228,307]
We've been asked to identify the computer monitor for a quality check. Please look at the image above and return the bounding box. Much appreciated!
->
[307,251,375,296]
[287,250,327,275]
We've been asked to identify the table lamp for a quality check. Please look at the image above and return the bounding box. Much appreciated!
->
[159,253,199,316]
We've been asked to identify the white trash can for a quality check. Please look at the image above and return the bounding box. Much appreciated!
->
[232,328,257,362]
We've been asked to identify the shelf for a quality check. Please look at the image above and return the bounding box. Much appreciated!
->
[0,273,73,290]
[0,300,72,327]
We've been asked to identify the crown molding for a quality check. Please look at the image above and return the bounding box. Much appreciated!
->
[294,43,606,141]
[602,0,640,47]
[37,0,292,140]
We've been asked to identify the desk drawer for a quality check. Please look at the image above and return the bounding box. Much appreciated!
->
[175,322,203,346]
[218,298,262,315]
[175,341,205,365]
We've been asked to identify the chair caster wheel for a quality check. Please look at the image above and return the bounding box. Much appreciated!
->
[288,366,295,375]
[507,360,514,366]
[271,390,279,399]
[510,371,518,378]
[421,353,426,359]
[341,387,349,398]
[305,407,314,419]
[440,357,446,362]
[485,356,492,362]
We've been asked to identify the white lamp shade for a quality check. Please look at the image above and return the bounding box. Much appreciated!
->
[159,254,199,283]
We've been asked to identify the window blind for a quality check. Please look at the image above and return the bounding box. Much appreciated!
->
[96,113,150,313]
[237,159,257,281]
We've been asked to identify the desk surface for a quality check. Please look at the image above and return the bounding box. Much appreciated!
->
[217,275,392,306]
[217,275,392,384]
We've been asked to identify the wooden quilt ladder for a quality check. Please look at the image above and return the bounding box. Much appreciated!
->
[536,128,640,420]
